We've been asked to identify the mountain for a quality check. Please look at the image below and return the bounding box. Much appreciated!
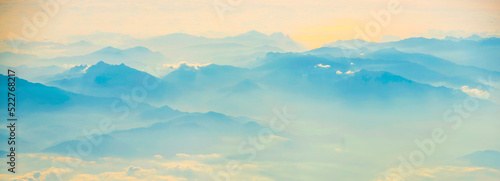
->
[0,40,101,60]
[301,47,500,103]
[3,31,308,68]
[153,52,477,111]
[208,79,268,117]
[0,74,109,110]
[141,30,306,53]
[465,34,483,41]
[322,39,370,49]
[37,65,89,82]
[40,51,491,113]
[158,63,252,109]
[47,61,175,101]
[139,105,186,121]
[43,135,137,158]
[31,64,88,83]
[44,61,252,108]
[346,58,485,90]
[67,31,307,67]
[0,52,38,66]
[0,75,129,152]
[444,34,484,42]
[323,37,500,71]
[40,46,171,73]
[223,31,307,52]
[365,48,500,87]
[304,46,369,58]
[0,64,66,82]
[251,52,466,105]
[44,111,265,158]
[152,31,307,66]
[163,63,249,89]
[461,150,500,169]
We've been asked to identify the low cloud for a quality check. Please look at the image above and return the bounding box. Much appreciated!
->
[461,86,490,99]
[9,167,71,181]
[163,61,211,70]
[316,64,330,68]
[346,70,358,74]
[162,160,211,172]
[378,166,500,181]
[72,166,186,181]
[175,153,221,159]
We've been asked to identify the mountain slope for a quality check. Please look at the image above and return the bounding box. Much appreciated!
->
[44,111,265,158]
[41,46,171,72]
[325,37,500,71]
[461,150,500,169]
[47,61,175,101]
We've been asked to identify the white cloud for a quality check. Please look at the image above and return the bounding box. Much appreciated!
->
[163,61,211,70]
[71,166,186,181]
[126,166,157,178]
[377,166,500,181]
[161,160,211,172]
[346,70,358,74]
[461,86,490,99]
[82,65,91,73]
[175,153,221,159]
[10,167,71,181]
[316,64,330,68]
[63,64,79,69]
[2,152,372,181]
[336,71,343,74]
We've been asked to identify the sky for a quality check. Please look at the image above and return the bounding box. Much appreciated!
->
[0,0,499,48]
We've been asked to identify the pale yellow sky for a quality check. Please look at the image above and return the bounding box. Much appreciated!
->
[0,0,499,48]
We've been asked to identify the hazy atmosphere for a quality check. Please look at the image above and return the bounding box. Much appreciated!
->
[0,0,499,180]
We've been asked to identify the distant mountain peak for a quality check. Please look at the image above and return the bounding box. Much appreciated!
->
[93,46,122,54]
[125,46,152,53]
[461,150,500,169]
[70,64,89,71]
[166,33,199,38]
[95,60,111,66]
[465,34,482,41]
[91,46,157,58]
[237,30,267,37]
[69,40,94,47]
[205,111,226,117]
[323,39,369,48]
[85,61,133,74]
[375,47,401,54]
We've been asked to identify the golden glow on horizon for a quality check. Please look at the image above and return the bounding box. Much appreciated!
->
[0,0,499,50]
[290,20,365,49]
